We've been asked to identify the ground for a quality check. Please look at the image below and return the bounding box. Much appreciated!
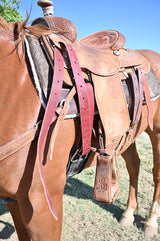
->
[0,133,160,240]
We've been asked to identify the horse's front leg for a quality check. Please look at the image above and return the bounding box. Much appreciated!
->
[5,201,31,241]
[119,142,140,226]
[144,129,160,237]
[18,174,66,241]
[17,119,76,241]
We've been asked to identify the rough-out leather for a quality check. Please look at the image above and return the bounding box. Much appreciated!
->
[80,30,126,50]
[73,41,120,76]
[92,73,130,145]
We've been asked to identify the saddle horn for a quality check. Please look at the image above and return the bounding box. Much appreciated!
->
[37,0,54,16]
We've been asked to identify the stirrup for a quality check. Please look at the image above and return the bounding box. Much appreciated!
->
[93,154,119,203]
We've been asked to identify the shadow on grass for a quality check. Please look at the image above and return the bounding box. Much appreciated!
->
[134,215,146,230]
[0,221,15,239]
[64,178,124,221]
[64,177,146,230]
[0,199,9,216]
[0,199,15,239]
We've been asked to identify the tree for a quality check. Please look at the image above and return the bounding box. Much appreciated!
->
[0,0,23,22]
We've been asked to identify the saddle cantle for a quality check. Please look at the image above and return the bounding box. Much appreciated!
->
[32,16,77,43]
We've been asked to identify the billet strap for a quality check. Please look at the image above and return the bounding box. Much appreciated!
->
[129,72,140,127]
[49,86,76,160]
[37,42,94,220]
[49,82,94,160]
[135,68,145,123]
[129,68,153,130]
[75,82,95,153]
[41,36,94,148]
[86,82,94,140]
[65,44,94,155]
[143,75,153,130]
[134,67,153,130]
[40,35,54,69]
[37,47,64,220]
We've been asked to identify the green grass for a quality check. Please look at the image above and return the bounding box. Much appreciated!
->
[0,133,160,240]
[62,133,160,241]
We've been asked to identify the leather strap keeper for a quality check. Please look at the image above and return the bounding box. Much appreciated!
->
[94,154,119,203]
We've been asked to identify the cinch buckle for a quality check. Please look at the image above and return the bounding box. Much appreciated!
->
[59,98,70,108]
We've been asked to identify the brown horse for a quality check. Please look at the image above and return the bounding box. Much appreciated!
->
[0,16,160,240]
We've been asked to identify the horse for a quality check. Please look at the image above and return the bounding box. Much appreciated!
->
[0,16,160,241]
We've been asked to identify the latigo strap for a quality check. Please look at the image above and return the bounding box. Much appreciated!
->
[65,44,94,155]
[37,47,64,220]
[37,43,94,220]
[143,71,153,130]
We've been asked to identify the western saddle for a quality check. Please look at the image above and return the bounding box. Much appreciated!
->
[28,16,152,205]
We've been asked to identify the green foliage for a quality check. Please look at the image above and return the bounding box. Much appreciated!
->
[0,0,23,22]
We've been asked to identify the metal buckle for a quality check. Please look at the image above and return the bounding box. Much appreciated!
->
[59,99,70,108]
[123,71,129,78]
[113,50,120,56]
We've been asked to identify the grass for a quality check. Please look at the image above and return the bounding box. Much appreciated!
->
[0,132,160,240]
[62,133,160,241]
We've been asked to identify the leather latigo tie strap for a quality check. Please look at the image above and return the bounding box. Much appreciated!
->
[65,44,94,155]
[129,72,140,127]
[37,47,64,220]
[136,68,145,123]
[41,35,94,151]
[37,43,94,220]
[143,73,153,130]
[129,68,153,130]
[49,86,76,160]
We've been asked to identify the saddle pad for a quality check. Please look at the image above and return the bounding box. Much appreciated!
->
[137,49,160,81]
[92,73,130,145]
[26,35,53,99]
[145,68,160,100]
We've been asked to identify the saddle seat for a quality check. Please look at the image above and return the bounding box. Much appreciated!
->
[32,16,150,78]
[32,16,77,43]
[79,30,126,51]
